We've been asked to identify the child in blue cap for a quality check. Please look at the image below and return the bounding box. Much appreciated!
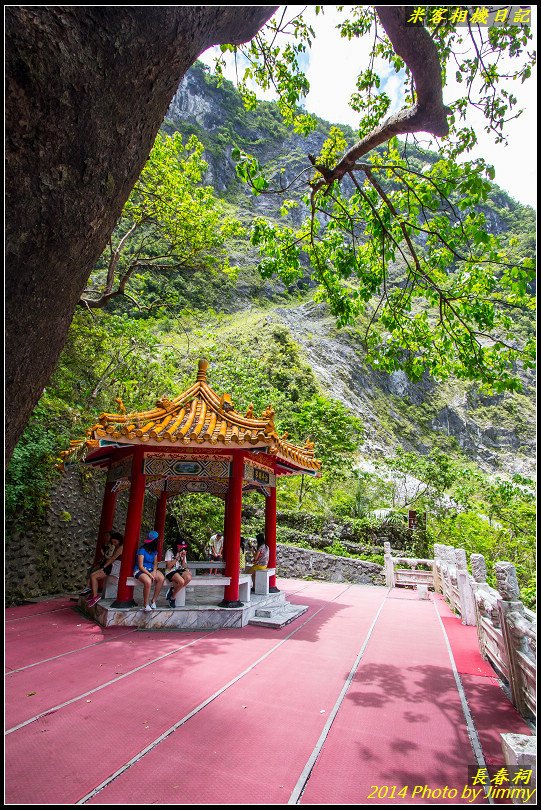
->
[133,530,164,611]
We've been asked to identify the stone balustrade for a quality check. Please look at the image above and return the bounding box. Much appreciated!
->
[384,542,536,723]
[383,541,436,590]
[434,546,536,722]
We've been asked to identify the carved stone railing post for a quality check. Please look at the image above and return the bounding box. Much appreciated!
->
[456,548,476,626]
[470,552,489,652]
[495,562,528,717]
[470,552,505,669]
[443,545,457,611]
[433,543,445,593]
[438,545,449,603]
[501,734,537,804]
[383,541,395,588]
[448,545,461,615]
[471,553,487,587]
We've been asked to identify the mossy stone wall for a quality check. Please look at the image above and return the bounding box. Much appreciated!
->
[277,544,384,585]
[5,468,155,605]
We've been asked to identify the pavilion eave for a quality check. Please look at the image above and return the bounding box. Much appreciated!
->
[82,441,320,478]
[276,459,321,478]
[94,435,273,452]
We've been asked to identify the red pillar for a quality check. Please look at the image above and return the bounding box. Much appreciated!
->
[154,489,168,561]
[93,480,118,565]
[112,447,145,607]
[222,493,229,562]
[221,452,243,606]
[265,482,279,592]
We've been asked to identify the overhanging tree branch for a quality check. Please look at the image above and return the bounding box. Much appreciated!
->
[310,7,451,188]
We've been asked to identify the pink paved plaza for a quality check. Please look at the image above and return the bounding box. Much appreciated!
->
[5,579,532,805]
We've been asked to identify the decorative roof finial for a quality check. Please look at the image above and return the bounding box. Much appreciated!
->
[262,404,275,421]
[115,396,126,414]
[304,436,315,454]
[219,392,234,412]
[197,358,209,382]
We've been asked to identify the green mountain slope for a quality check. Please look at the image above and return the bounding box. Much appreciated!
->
[162,61,536,477]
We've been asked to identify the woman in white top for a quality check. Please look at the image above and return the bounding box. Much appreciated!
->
[164,541,192,608]
[248,532,270,589]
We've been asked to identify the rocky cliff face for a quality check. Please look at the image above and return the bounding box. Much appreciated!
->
[272,301,535,475]
[165,63,536,478]
[166,64,336,215]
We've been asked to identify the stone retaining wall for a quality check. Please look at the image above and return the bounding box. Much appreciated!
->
[277,544,385,586]
[5,468,155,605]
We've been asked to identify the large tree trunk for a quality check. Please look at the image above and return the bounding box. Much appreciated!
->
[5,6,277,463]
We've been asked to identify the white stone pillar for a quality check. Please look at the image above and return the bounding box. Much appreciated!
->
[495,562,528,717]
[470,552,489,653]
[433,543,445,593]
[500,734,536,804]
[455,547,476,626]
[440,545,455,607]
[383,541,395,587]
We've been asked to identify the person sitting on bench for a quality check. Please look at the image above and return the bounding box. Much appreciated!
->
[248,532,269,590]
[85,531,124,607]
[164,540,192,608]
[240,536,246,572]
[133,531,165,612]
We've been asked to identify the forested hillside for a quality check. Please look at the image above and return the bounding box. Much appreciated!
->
[6,61,535,606]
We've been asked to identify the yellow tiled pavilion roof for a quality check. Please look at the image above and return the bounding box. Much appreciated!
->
[61,360,321,474]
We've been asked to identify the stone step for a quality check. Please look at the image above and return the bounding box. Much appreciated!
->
[248,592,286,608]
[248,604,308,629]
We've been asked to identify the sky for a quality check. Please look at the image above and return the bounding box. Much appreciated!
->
[201,5,537,209]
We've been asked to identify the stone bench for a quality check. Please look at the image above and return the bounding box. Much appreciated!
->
[185,561,226,574]
[175,574,252,606]
[103,572,252,606]
[103,573,138,600]
[253,568,276,596]
[102,560,218,599]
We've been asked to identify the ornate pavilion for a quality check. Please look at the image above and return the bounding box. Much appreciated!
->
[62,359,321,613]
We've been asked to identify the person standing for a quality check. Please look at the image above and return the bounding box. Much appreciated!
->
[209,531,224,575]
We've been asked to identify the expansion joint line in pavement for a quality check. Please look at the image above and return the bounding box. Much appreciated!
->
[5,627,139,675]
[288,589,391,805]
[5,606,73,623]
[5,634,215,735]
[433,600,494,806]
[76,604,331,805]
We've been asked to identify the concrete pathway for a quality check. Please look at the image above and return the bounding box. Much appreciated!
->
[5,580,532,804]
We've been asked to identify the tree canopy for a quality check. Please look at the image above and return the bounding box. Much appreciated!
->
[212,5,536,392]
[81,132,243,311]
